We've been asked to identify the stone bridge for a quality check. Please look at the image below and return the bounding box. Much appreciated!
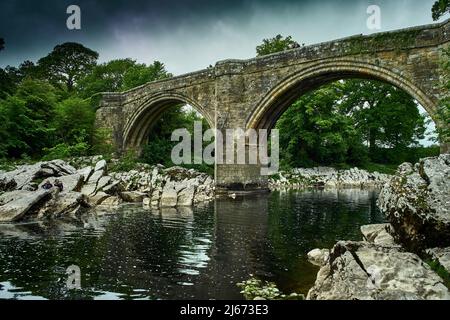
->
[96,19,450,193]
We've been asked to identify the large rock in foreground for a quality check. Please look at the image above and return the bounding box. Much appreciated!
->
[307,241,450,300]
[378,154,450,252]
[0,190,51,222]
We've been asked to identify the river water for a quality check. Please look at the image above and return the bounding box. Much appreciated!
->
[0,189,385,300]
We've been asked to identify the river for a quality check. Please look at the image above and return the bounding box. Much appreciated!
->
[0,189,385,300]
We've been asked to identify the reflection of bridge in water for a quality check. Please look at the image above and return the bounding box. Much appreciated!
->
[96,20,450,192]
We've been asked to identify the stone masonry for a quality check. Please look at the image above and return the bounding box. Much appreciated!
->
[96,20,450,192]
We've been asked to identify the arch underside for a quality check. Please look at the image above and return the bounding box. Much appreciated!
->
[247,61,439,131]
[123,93,214,151]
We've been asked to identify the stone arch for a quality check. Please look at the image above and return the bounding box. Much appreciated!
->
[123,92,214,152]
[247,60,439,131]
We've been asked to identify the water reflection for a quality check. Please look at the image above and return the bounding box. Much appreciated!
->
[0,189,385,300]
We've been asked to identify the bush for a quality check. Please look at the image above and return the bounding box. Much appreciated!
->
[110,151,138,172]
[237,277,304,300]
[42,131,90,160]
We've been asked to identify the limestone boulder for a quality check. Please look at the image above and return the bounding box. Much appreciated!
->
[307,241,450,300]
[81,169,105,196]
[160,182,178,207]
[94,159,107,172]
[38,191,89,219]
[120,191,147,203]
[0,190,51,222]
[177,185,196,206]
[378,154,450,252]
[98,196,122,207]
[38,174,84,193]
[77,166,93,183]
[88,192,111,206]
[307,249,330,267]
[360,224,398,247]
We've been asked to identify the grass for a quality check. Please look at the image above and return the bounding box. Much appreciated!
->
[361,162,398,175]
[426,259,450,289]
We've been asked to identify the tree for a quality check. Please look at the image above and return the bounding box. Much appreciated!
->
[341,80,426,150]
[256,35,300,57]
[122,61,172,90]
[0,61,41,99]
[78,59,171,98]
[53,97,95,144]
[77,59,137,97]
[432,0,450,20]
[37,42,99,91]
[0,79,57,158]
[276,83,366,168]
[140,107,208,166]
[0,38,4,51]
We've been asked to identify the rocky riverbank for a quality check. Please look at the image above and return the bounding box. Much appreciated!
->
[0,157,214,222]
[306,154,450,300]
[269,167,391,190]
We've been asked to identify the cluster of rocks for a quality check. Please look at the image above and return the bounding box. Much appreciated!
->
[306,154,450,300]
[0,157,214,222]
[108,165,214,208]
[269,167,391,190]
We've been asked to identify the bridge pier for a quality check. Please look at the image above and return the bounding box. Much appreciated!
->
[215,164,269,195]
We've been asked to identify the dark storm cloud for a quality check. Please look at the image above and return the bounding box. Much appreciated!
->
[0,0,443,73]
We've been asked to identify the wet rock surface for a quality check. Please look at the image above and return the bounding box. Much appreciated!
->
[0,157,215,222]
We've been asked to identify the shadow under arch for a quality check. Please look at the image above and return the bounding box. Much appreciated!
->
[123,92,215,152]
[246,60,439,131]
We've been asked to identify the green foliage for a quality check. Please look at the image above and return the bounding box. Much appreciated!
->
[92,128,115,158]
[140,107,211,167]
[276,78,431,169]
[121,61,172,91]
[0,158,16,171]
[53,97,95,144]
[0,79,57,158]
[0,41,178,163]
[277,82,367,168]
[237,277,304,300]
[432,0,450,20]
[361,162,399,175]
[37,42,99,91]
[42,131,90,160]
[110,151,139,172]
[77,58,138,97]
[341,79,426,153]
[426,259,450,288]
[0,61,40,99]
[256,35,299,56]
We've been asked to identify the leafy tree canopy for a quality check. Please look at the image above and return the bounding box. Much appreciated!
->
[432,0,450,20]
[256,35,300,56]
[77,59,172,98]
[37,42,99,91]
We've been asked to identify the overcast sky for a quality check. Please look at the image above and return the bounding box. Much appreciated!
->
[0,0,447,73]
[0,0,447,145]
